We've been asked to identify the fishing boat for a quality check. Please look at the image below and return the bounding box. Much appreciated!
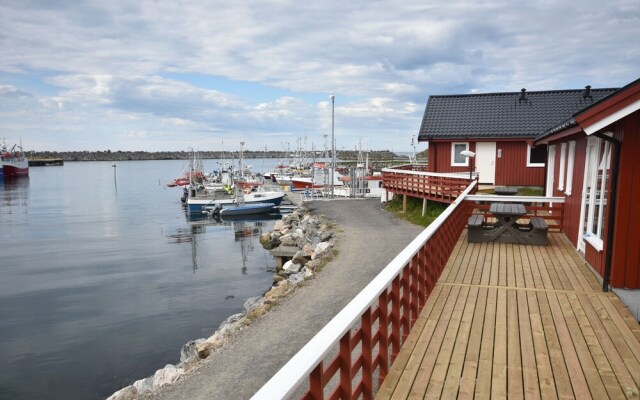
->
[1,140,29,177]
[215,202,276,217]
[187,188,285,214]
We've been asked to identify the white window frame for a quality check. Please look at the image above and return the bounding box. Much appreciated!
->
[581,135,612,252]
[565,141,575,195]
[558,143,566,191]
[545,145,555,197]
[527,144,545,167]
[451,142,469,167]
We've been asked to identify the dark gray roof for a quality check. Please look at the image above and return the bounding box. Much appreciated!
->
[418,87,618,141]
[535,77,640,142]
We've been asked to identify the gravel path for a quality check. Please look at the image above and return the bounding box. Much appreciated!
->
[150,198,423,400]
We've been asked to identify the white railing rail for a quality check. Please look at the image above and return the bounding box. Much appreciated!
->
[382,166,472,179]
[251,180,478,400]
[465,194,565,203]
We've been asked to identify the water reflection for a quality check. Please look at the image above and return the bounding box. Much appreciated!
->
[0,177,30,214]
[167,212,282,274]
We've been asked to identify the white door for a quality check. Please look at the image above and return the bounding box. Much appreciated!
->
[475,142,496,184]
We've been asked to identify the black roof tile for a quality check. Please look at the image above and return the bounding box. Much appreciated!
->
[418,87,619,141]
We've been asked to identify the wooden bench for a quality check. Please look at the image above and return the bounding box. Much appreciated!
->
[468,214,487,243]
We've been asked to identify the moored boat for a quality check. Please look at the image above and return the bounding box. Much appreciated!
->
[1,140,29,177]
[216,202,276,217]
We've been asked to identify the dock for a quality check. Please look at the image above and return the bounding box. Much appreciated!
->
[28,158,64,166]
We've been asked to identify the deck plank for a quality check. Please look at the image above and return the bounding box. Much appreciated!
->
[376,233,640,400]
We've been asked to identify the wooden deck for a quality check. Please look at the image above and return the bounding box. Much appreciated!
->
[377,232,640,399]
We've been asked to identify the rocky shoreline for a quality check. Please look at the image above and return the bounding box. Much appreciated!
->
[107,206,336,400]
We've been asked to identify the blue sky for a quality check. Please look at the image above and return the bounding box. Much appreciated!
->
[1,0,638,152]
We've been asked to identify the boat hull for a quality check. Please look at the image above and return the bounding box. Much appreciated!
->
[218,202,275,216]
[187,191,285,213]
[2,161,29,177]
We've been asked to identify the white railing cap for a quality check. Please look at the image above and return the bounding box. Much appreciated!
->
[465,194,565,203]
[251,181,478,399]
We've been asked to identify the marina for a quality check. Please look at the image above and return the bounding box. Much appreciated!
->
[0,159,285,400]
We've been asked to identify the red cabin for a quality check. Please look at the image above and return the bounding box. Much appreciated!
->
[418,87,617,186]
[535,77,640,290]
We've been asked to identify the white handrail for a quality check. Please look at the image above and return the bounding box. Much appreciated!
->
[381,167,470,179]
[465,194,565,203]
[251,180,478,400]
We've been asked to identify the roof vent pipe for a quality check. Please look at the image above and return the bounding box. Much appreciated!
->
[583,85,592,99]
[519,88,527,102]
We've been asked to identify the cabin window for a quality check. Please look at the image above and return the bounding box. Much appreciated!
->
[565,141,576,195]
[582,135,611,251]
[527,144,546,167]
[451,142,469,166]
[558,143,566,191]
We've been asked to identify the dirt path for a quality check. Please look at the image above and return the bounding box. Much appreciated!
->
[150,198,423,400]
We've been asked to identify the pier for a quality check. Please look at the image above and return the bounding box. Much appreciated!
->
[28,158,64,166]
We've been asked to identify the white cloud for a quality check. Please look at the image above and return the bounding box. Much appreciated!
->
[0,0,638,151]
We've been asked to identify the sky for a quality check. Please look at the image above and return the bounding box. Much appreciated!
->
[1,1,639,152]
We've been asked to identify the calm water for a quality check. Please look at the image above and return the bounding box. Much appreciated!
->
[0,159,283,400]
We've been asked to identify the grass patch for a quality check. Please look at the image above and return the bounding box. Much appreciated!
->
[515,186,544,196]
[386,196,448,227]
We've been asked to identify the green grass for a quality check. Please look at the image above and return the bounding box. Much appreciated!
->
[386,195,448,227]
[515,186,544,196]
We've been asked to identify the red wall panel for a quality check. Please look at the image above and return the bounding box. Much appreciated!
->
[428,140,545,186]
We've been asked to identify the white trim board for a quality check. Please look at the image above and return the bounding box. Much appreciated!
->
[584,98,640,135]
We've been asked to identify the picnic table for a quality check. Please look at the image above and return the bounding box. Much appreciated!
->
[494,186,518,196]
[467,202,549,245]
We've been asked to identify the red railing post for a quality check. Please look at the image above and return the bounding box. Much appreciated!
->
[401,267,411,342]
[361,309,373,399]
[377,291,389,386]
[339,331,353,399]
[309,362,324,400]
[391,277,401,362]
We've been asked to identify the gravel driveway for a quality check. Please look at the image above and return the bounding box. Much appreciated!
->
[149,198,423,400]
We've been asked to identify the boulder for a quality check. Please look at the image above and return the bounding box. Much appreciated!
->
[291,250,309,266]
[152,365,184,389]
[107,386,137,400]
[264,281,291,303]
[180,338,206,363]
[196,333,224,359]
[273,274,285,284]
[219,313,244,330]
[279,233,296,247]
[133,377,154,396]
[302,266,314,279]
[302,244,315,257]
[319,230,335,242]
[312,242,333,260]
[273,220,287,232]
[288,212,300,222]
[243,296,264,314]
[288,272,304,285]
[259,233,271,247]
[304,259,322,271]
[282,260,302,274]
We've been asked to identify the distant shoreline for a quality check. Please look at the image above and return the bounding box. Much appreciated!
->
[26,150,421,163]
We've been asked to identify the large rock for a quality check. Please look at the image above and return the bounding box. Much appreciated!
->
[279,233,296,247]
[243,296,264,314]
[288,272,304,285]
[282,260,302,274]
[319,230,335,242]
[107,386,137,400]
[264,281,291,303]
[133,377,154,396]
[152,365,184,389]
[291,250,309,266]
[219,313,244,330]
[302,244,315,257]
[312,242,333,260]
[180,338,206,363]
[196,333,225,359]
[273,220,287,232]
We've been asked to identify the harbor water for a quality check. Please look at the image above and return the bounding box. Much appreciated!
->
[0,159,284,399]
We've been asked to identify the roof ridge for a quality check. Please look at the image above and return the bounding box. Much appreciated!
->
[429,87,619,99]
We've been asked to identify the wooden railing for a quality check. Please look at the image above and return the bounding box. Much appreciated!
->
[251,182,477,400]
[381,167,471,204]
